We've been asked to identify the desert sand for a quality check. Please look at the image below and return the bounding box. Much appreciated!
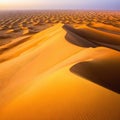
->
[0,11,120,120]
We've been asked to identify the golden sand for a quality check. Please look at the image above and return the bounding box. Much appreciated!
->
[0,11,120,120]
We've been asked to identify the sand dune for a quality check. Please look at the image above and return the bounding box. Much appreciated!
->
[70,49,120,93]
[0,10,120,45]
[90,22,120,35]
[0,11,120,120]
[67,24,120,50]
[0,23,82,102]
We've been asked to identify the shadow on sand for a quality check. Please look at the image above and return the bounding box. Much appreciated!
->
[63,24,98,48]
[63,24,120,94]
[63,24,120,51]
[70,59,120,94]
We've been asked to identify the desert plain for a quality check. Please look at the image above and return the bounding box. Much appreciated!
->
[0,10,120,120]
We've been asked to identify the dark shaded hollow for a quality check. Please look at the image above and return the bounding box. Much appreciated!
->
[70,60,120,94]
[63,24,120,51]
[63,24,98,48]
[0,36,31,55]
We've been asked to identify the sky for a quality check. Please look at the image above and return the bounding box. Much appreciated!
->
[0,0,120,10]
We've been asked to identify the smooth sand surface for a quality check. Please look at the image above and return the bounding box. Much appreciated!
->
[0,23,120,120]
[0,11,120,120]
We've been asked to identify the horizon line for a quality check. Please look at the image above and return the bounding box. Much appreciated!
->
[0,8,120,11]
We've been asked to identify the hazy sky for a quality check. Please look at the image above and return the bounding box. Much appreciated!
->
[0,0,120,10]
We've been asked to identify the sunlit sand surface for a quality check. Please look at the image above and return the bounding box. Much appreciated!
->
[0,10,120,120]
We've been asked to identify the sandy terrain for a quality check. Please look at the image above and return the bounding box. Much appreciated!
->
[0,11,120,120]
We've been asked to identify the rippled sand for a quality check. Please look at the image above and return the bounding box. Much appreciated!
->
[0,11,120,120]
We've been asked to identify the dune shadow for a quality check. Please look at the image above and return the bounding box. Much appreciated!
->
[63,24,98,48]
[70,60,120,94]
[63,24,120,51]
[0,36,31,53]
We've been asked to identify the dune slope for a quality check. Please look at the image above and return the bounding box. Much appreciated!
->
[0,23,120,120]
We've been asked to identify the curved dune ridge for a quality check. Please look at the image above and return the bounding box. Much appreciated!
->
[90,22,120,35]
[66,24,120,50]
[0,11,120,120]
[0,10,120,45]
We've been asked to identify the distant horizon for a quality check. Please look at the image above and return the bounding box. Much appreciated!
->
[0,9,120,11]
[0,0,120,10]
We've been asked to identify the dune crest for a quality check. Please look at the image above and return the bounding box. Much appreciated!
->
[0,10,120,120]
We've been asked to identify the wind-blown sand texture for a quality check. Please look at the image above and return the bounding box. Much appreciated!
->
[0,10,120,120]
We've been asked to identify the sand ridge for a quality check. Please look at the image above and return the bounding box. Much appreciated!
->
[0,11,120,120]
[0,10,120,45]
